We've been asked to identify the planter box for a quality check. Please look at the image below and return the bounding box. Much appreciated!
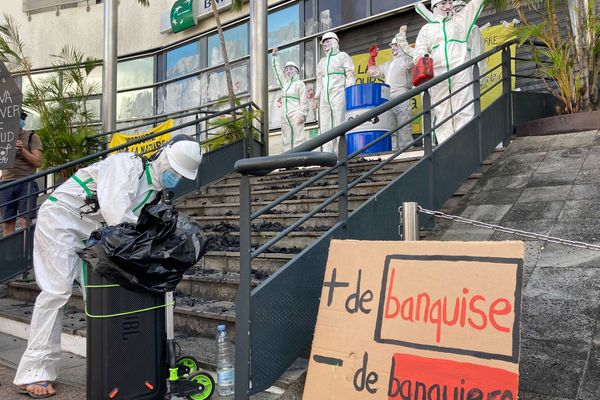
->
[515,110,600,136]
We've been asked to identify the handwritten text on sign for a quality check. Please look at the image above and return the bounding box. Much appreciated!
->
[304,241,523,400]
[0,62,22,169]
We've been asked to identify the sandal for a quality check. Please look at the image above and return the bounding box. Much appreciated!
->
[17,381,56,398]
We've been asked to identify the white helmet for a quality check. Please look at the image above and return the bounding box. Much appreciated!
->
[320,32,339,44]
[389,37,399,47]
[431,0,445,7]
[284,61,299,71]
[453,0,466,9]
[164,140,202,180]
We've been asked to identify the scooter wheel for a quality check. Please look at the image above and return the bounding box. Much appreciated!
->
[177,356,199,378]
[186,371,215,400]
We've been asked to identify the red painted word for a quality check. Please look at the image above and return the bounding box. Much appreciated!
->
[384,268,512,343]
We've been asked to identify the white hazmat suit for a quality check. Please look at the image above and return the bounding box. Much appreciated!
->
[368,29,415,148]
[14,140,202,391]
[315,33,356,153]
[272,55,309,151]
[414,0,484,144]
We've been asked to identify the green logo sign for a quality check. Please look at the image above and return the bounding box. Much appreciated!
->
[171,0,196,33]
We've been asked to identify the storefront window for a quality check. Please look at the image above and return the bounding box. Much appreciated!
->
[268,4,300,48]
[371,0,412,15]
[304,41,315,79]
[318,0,366,30]
[118,57,154,90]
[268,45,301,89]
[268,89,283,130]
[166,41,200,80]
[117,89,153,120]
[305,0,317,35]
[208,23,249,67]
[205,63,249,102]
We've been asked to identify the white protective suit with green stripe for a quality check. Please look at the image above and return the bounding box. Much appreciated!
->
[414,0,484,144]
[315,40,356,153]
[272,55,309,151]
[14,152,162,386]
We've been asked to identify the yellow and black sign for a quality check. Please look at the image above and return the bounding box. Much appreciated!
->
[109,119,174,157]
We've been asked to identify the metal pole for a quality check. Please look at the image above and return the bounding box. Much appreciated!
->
[250,0,268,155]
[337,135,348,238]
[501,47,512,147]
[402,202,419,241]
[422,90,433,155]
[472,64,482,163]
[235,174,251,400]
[102,0,118,136]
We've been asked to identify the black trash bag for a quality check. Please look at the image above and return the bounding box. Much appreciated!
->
[78,203,207,293]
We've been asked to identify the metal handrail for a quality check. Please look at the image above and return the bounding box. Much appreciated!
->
[233,39,526,399]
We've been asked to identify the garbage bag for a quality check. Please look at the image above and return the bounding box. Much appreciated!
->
[78,203,207,293]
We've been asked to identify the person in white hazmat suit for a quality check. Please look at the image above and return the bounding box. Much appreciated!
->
[414,1,487,75]
[314,32,356,153]
[367,25,415,148]
[13,138,202,398]
[413,0,484,144]
[272,47,309,152]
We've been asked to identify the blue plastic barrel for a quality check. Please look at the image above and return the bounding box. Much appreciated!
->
[345,83,392,155]
[345,83,390,111]
[346,130,392,155]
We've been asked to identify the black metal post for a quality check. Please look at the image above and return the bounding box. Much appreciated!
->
[501,47,513,146]
[337,134,348,238]
[235,174,251,400]
[472,64,483,163]
[23,181,33,279]
[422,90,435,216]
[423,90,433,156]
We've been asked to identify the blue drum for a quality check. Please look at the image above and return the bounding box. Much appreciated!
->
[345,83,393,155]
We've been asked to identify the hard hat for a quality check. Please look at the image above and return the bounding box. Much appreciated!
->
[284,61,299,71]
[431,0,445,7]
[389,37,399,46]
[320,32,339,44]
[164,140,202,180]
[453,0,466,7]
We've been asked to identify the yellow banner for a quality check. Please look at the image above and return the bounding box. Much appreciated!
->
[109,119,174,156]
[351,24,516,134]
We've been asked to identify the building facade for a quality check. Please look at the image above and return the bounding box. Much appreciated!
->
[4,0,526,154]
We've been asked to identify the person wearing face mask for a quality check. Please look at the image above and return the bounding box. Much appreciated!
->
[0,111,43,237]
[413,0,484,144]
[272,47,309,152]
[368,26,415,148]
[13,136,201,399]
[314,32,356,153]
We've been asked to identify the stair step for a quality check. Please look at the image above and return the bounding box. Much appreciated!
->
[207,230,323,249]
[179,195,371,216]
[199,251,294,274]
[178,270,261,302]
[6,281,236,338]
[193,213,339,230]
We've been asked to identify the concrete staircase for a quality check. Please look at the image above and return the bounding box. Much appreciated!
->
[0,149,501,392]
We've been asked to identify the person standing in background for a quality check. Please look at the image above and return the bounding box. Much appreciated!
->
[272,47,309,152]
[314,32,356,153]
[0,111,43,237]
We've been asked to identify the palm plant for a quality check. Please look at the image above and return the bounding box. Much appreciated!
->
[210,0,244,108]
[506,0,600,113]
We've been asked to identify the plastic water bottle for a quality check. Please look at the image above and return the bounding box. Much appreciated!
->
[216,324,235,396]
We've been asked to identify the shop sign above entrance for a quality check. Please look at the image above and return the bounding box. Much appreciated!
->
[171,0,196,33]
[197,0,233,20]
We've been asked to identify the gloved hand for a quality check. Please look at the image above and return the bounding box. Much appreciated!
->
[398,25,407,39]
[273,46,278,55]
[296,115,306,125]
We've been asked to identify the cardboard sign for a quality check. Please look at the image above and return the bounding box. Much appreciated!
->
[305,240,523,400]
[0,62,23,169]
[109,119,174,157]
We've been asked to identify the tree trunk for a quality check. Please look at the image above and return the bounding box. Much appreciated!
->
[211,0,237,109]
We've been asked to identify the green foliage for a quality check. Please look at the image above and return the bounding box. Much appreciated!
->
[204,101,262,152]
